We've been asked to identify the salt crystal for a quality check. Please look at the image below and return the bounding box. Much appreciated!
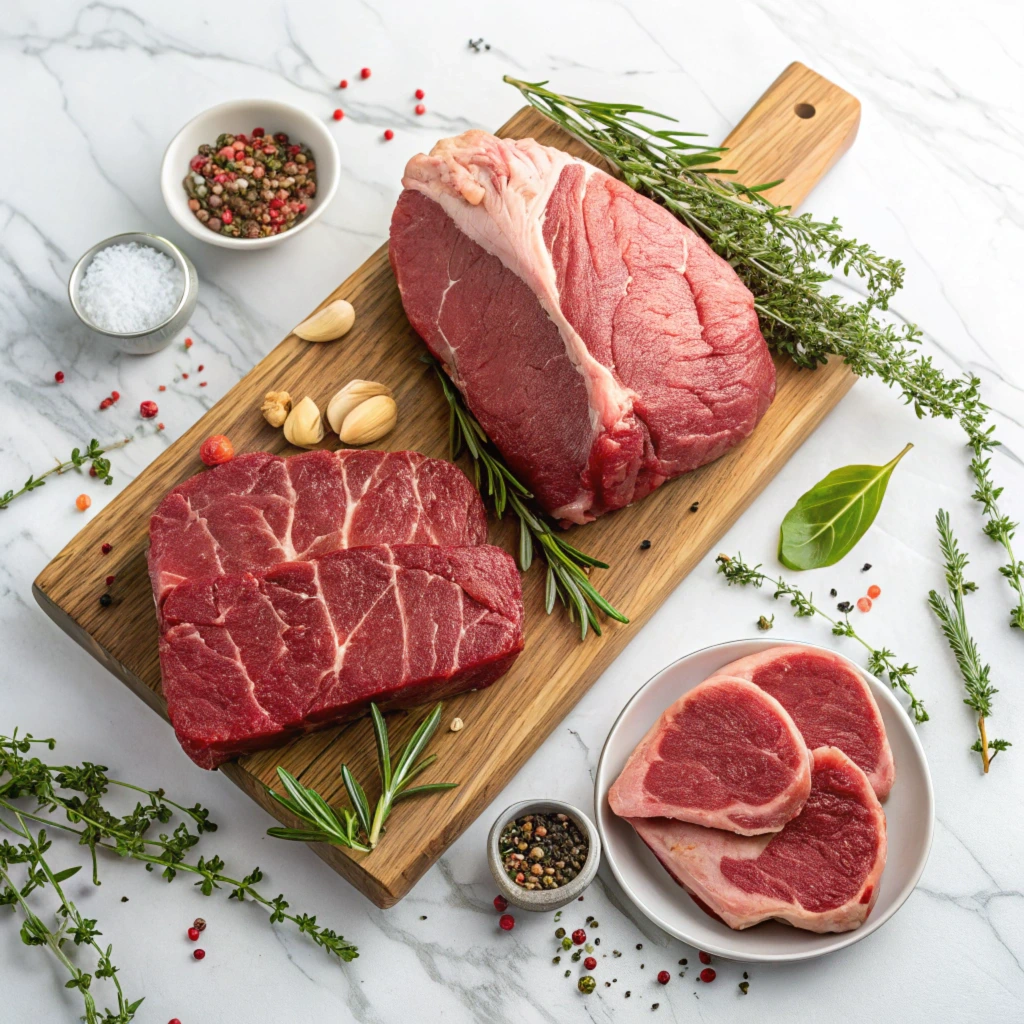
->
[78,242,183,333]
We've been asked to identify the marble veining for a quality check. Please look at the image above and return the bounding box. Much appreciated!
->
[1,1,1022,1021]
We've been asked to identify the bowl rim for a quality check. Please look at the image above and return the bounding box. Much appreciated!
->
[487,798,602,910]
[160,97,340,249]
[594,636,935,962]
[68,231,193,338]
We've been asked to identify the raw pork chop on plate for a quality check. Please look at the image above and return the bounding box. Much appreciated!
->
[628,746,887,933]
[608,677,812,835]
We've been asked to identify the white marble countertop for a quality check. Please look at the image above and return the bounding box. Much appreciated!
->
[2,1,1022,1021]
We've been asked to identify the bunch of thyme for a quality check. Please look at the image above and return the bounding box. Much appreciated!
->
[431,359,627,639]
[0,438,130,510]
[504,77,1024,631]
[928,512,1010,772]
[1,731,357,1020]
[716,553,927,722]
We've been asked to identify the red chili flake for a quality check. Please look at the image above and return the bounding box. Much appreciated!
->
[105,575,115,586]
[197,365,204,372]
[415,88,425,100]
[698,951,711,964]
[200,434,234,466]
[110,390,120,401]
[252,127,265,137]
[415,104,426,115]
[493,895,508,912]
[158,385,166,391]
[184,337,193,349]
[199,381,208,387]
[657,970,670,985]
[182,372,189,379]
[333,109,344,121]
[339,79,348,88]
[99,397,113,410]
[101,542,112,555]
[383,129,394,141]
[584,957,597,971]
[192,948,206,961]
[498,913,515,931]
[139,400,158,419]
[360,67,371,79]
[857,596,873,613]
[867,584,881,599]
[188,927,200,941]
[571,929,586,945]
[54,371,65,383]
[699,968,716,983]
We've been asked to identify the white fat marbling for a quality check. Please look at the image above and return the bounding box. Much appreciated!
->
[1,1,1022,1021]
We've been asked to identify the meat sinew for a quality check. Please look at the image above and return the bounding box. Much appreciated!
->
[159,544,524,769]
[149,449,488,610]
[708,645,895,800]
[628,747,887,933]
[608,678,812,835]
[389,130,776,524]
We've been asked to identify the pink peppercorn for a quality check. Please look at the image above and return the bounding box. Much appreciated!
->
[192,948,205,961]
[139,400,158,419]
[657,970,670,984]
[857,596,873,613]
[383,129,394,141]
[188,927,200,941]
[252,127,265,137]
[101,542,112,555]
[339,79,348,88]
[493,895,508,912]
[220,210,233,225]
[584,957,597,970]
[333,109,344,121]
[698,950,712,964]
[360,67,371,79]
[184,337,193,348]
[415,104,426,115]
[498,913,514,931]
[110,391,120,401]
[99,397,113,410]
[159,385,166,391]
[571,929,586,945]
[54,371,65,383]
[415,88,425,100]
[197,364,204,372]
[105,575,115,586]
[699,968,716,983]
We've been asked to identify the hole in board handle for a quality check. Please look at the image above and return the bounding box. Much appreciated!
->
[794,103,816,119]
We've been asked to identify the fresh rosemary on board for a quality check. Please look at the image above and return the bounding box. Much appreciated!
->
[928,512,1010,772]
[715,553,927,723]
[429,358,628,639]
[503,77,1024,631]
[0,731,357,1023]
[0,438,130,510]
[267,702,457,851]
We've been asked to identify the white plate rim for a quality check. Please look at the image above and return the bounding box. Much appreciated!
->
[594,636,934,963]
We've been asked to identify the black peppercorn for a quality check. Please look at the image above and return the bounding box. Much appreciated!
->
[861,562,872,572]
[640,539,651,550]
[689,501,699,512]
[829,588,837,597]
[99,593,112,607]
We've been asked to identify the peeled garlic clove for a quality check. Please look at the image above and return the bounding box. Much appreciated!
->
[261,390,292,428]
[283,396,325,448]
[325,380,393,434]
[340,395,398,446]
[293,299,355,342]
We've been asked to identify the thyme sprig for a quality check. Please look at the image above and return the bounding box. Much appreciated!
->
[0,438,131,510]
[504,77,1024,632]
[715,553,927,722]
[268,703,457,851]
[928,511,1010,772]
[0,730,358,1016]
[430,358,628,639]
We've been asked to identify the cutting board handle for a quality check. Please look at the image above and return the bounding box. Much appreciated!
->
[720,61,861,210]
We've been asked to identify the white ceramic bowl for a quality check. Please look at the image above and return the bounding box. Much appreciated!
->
[161,99,340,250]
[595,638,933,963]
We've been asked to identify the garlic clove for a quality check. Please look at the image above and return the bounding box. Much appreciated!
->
[292,299,355,342]
[325,380,393,434]
[339,395,398,446]
[261,390,292,428]
[283,396,325,448]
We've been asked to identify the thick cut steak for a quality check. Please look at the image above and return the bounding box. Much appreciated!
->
[709,645,895,799]
[608,678,811,835]
[159,544,524,769]
[628,747,887,933]
[389,130,776,524]
[149,449,488,609]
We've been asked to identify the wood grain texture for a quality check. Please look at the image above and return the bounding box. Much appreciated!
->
[34,63,860,907]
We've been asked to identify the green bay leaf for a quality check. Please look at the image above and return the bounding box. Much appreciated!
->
[779,443,912,570]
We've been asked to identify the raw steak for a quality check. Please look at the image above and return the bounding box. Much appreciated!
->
[628,747,887,933]
[389,130,776,524]
[608,678,811,835]
[159,544,524,769]
[149,449,488,609]
[709,645,895,799]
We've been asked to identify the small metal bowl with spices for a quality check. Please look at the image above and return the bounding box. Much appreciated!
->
[488,799,601,911]
[68,232,198,355]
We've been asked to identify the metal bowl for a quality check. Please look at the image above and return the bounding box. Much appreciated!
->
[487,799,601,912]
[68,232,198,355]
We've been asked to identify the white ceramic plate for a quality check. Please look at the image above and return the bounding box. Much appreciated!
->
[594,638,933,962]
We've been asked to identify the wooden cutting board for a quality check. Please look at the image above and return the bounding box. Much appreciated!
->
[34,62,861,907]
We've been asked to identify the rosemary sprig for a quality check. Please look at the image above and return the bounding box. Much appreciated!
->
[0,729,358,997]
[430,358,628,639]
[267,702,457,851]
[0,438,131,510]
[504,77,1024,632]
[715,553,927,722]
[928,511,1010,772]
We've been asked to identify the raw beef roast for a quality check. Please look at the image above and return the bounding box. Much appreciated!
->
[149,449,488,609]
[389,130,776,524]
[159,544,524,769]
[628,747,887,932]
[608,678,812,835]
[709,646,895,799]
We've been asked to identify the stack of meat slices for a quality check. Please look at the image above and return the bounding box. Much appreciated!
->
[608,645,894,933]
[148,450,524,769]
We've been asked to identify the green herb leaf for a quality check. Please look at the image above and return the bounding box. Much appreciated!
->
[778,444,912,570]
